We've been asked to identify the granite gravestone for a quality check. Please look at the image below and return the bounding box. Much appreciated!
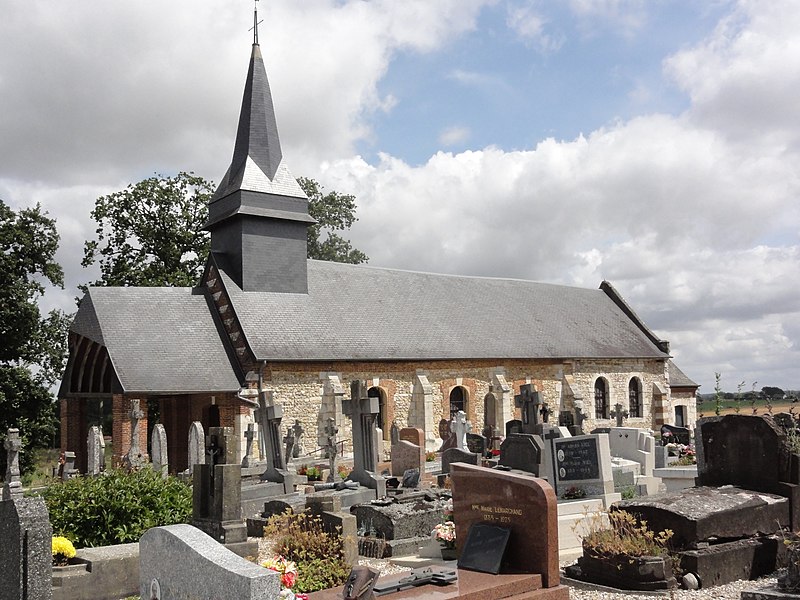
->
[514,384,541,434]
[87,425,104,477]
[553,434,617,502]
[399,427,424,448]
[61,451,78,480]
[3,428,23,499]
[151,423,169,478]
[323,417,339,483]
[123,398,147,469]
[505,419,523,437]
[282,426,295,465]
[391,440,425,478]
[450,462,566,594]
[291,420,304,458]
[344,381,386,497]
[242,423,256,468]
[440,447,479,474]
[498,434,543,476]
[466,432,486,455]
[255,391,296,493]
[0,493,52,600]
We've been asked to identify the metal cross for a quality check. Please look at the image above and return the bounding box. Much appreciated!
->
[249,0,264,45]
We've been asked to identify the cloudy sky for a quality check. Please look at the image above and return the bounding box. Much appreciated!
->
[1,0,798,392]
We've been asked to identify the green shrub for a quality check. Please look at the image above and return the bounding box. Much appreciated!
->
[264,511,351,592]
[40,468,192,548]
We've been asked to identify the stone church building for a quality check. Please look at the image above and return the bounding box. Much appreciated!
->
[58,36,698,473]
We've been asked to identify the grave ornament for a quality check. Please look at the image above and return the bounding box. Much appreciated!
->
[3,428,22,500]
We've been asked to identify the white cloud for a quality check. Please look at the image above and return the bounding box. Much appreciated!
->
[438,126,471,146]
[568,0,647,35]
[506,3,564,52]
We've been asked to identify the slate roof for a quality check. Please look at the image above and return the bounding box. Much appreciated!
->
[668,360,699,388]
[220,260,671,362]
[70,287,241,394]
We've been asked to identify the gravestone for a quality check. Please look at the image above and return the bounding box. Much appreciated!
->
[572,399,587,435]
[187,421,205,475]
[539,402,553,424]
[139,524,278,600]
[323,417,339,483]
[391,439,425,477]
[151,423,169,478]
[123,398,147,469]
[450,462,567,596]
[610,402,628,427]
[291,420,304,458]
[466,432,486,455]
[608,426,658,493]
[344,380,386,497]
[514,384,541,434]
[0,493,52,600]
[505,419,523,437]
[87,425,104,476]
[283,426,295,464]
[241,423,256,468]
[660,423,691,446]
[399,427,424,448]
[441,447,479,474]
[498,434,543,475]
[553,433,619,504]
[390,421,400,446]
[192,427,247,544]
[451,411,471,450]
[255,392,296,493]
[62,451,78,480]
[3,428,23,499]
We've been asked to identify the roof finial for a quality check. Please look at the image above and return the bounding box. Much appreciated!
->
[250,0,264,45]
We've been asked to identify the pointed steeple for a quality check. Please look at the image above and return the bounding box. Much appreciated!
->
[205,29,314,294]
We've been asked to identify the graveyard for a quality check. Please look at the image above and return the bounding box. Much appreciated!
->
[6,384,800,599]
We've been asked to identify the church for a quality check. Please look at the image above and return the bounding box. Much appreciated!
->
[58,31,698,473]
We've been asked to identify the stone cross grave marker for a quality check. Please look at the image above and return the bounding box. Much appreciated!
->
[3,428,22,500]
[87,425,104,477]
[254,391,287,474]
[291,420,304,458]
[324,417,339,482]
[151,424,168,478]
[187,421,205,475]
[451,411,471,450]
[540,402,553,424]
[610,403,628,427]
[573,400,587,434]
[242,423,256,468]
[514,384,541,433]
[282,427,295,465]
[124,398,146,469]
[390,421,400,446]
[343,380,386,496]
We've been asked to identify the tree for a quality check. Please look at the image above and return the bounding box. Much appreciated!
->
[0,200,69,476]
[82,172,214,288]
[299,177,368,264]
[762,386,785,399]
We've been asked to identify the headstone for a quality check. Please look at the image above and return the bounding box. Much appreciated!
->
[390,440,424,477]
[344,380,387,496]
[255,392,296,492]
[241,423,256,468]
[61,451,78,480]
[399,427,424,448]
[438,418,456,452]
[187,421,205,475]
[123,398,147,469]
[282,426,295,464]
[466,432,486,455]
[0,493,53,600]
[514,384,541,433]
[151,424,168,478]
[139,524,278,600]
[192,427,247,544]
[553,434,618,503]
[323,417,339,483]
[610,402,628,427]
[450,462,565,592]
[3,428,23,499]
[539,402,553,424]
[441,447,479,474]
[390,421,400,446]
[401,468,420,489]
[608,427,655,478]
[498,434,543,475]
[450,411,471,450]
[291,420,304,458]
[458,523,511,574]
[87,425,103,476]
[660,423,691,446]
[505,419,523,437]
[573,400,587,434]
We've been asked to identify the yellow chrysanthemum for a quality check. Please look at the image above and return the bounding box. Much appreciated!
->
[52,536,76,559]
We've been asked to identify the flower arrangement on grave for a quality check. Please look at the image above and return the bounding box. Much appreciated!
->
[674,444,696,466]
[52,536,76,566]
[561,486,587,500]
[425,451,437,462]
[262,555,309,599]
[297,465,322,481]
[337,464,350,480]
[433,498,456,549]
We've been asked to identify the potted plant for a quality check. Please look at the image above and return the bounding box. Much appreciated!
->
[52,536,77,567]
[432,499,457,560]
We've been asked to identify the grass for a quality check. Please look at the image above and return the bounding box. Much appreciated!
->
[696,398,797,415]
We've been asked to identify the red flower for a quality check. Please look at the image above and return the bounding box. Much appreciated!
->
[281,571,297,589]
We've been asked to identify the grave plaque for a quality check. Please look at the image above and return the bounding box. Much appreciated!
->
[555,437,599,480]
[466,432,486,455]
[398,427,424,447]
[458,522,511,574]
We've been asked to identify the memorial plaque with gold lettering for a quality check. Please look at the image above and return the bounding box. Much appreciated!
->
[458,522,511,574]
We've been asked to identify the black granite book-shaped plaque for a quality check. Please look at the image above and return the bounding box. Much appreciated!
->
[457,522,511,574]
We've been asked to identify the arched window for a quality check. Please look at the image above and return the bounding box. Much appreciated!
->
[368,386,388,440]
[449,386,467,417]
[628,378,642,418]
[594,378,608,419]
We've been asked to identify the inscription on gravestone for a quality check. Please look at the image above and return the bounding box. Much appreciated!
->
[556,438,599,480]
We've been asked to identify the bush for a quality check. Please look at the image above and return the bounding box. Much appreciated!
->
[40,468,192,548]
[263,511,351,592]
[582,510,673,558]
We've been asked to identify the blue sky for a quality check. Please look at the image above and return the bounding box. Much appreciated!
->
[0,0,798,393]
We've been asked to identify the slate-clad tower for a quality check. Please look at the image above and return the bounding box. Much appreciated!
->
[205,39,314,293]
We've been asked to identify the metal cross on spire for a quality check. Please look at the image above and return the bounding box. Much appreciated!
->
[250,0,264,45]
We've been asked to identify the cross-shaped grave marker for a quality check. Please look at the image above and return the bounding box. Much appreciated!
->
[124,399,146,469]
[514,384,542,433]
[542,427,562,494]
[450,411,471,450]
[610,402,629,427]
[242,423,256,468]
[324,417,339,483]
[343,380,386,495]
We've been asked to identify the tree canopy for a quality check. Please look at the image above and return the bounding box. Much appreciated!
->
[82,172,214,288]
[0,200,69,475]
[82,173,367,290]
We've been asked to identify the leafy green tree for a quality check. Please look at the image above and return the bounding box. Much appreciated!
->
[0,200,69,476]
[762,386,785,399]
[82,172,214,288]
[299,177,368,264]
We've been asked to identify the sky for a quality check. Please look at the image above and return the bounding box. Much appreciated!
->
[1,0,798,393]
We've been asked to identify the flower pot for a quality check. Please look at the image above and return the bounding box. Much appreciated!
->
[440,546,458,561]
